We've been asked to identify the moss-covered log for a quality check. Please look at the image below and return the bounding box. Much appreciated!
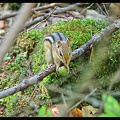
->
[0,19,120,99]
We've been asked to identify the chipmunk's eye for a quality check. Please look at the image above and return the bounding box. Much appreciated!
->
[59,51,63,57]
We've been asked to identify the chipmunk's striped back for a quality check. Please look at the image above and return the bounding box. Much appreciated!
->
[44,32,72,73]
[44,32,68,44]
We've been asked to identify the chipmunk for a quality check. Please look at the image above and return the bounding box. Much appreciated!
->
[44,32,72,73]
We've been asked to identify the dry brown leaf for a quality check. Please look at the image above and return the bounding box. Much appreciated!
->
[0,20,8,29]
[50,104,67,117]
[50,104,74,117]
[69,107,83,117]
[82,105,98,117]
[0,107,5,115]
[0,20,5,29]
[50,105,60,117]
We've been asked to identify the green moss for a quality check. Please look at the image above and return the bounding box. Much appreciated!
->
[34,19,107,85]
[16,29,42,55]
[95,30,120,90]
[2,18,109,88]
[31,19,108,74]
[8,3,21,10]
[1,29,44,89]
[43,19,107,50]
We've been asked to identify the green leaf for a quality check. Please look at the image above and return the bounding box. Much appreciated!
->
[99,94,120,117]
[38,105,51,117]
[99,113,117,117]
[102,94,120,116]
[38,106,46,117]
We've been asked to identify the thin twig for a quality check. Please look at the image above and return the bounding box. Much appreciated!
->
[36,3,41,8]
[26,6,57,31]
[32,3,56,11]
[80,3,94,14]
[102,3,109,16]
[61,88,97,117]
[0,12,17,20]
[108,69,120,92]
[96,3,107,16]
[53,3,82,14]
[61,93,67,108]
[32,3,72,12]
[51,14,67,18]
[0,3,71,20]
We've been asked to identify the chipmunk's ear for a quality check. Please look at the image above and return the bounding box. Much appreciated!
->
[57,40,61,48]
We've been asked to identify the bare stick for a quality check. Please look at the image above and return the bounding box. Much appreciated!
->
[32,3,73,12]
[102,3,109,16]
[80,3,94,15]
[61,93,67,108]
[0,3,36,65]
[61,88,97,116]
[53,3,82,14]
[24,15,45,30]
[27,6,57,31]
[0,12,17,20]
[0,3,55,20]
[0,3,82,33]
[108,71,120,92]
[0,3,80,20]
[96,3,107,16]
[32,3,56,11]
[24,3,82,30]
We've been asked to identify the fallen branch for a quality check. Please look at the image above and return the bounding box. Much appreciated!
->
[0,3,82,20]
[0,3,84,36]
[0,3,83,47]
[26,6,57,31]
[24,16,45,30]
[23,3,81,30]
[0,19,120,99]
[96,3,107,16]
[53,3,83,14]
[32,3,70,11]
[0,12,17,20]
[32,3,56,11]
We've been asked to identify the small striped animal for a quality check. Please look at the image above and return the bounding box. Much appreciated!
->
[44,32,72,73]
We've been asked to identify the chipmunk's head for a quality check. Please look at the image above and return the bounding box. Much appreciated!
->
[54,40,72,71]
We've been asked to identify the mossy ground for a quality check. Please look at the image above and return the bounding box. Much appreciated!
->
[0,18,120,116]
